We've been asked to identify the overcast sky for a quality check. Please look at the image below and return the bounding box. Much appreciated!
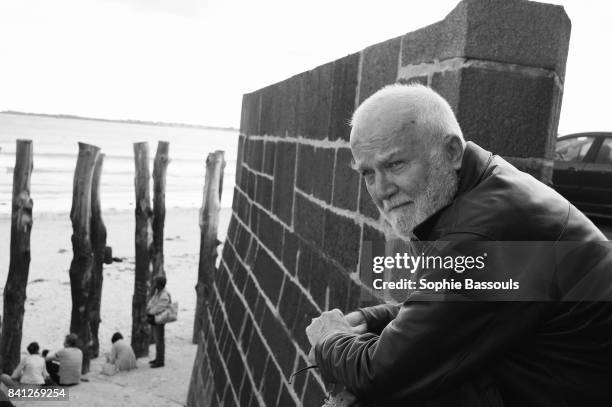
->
[0,0,610,133]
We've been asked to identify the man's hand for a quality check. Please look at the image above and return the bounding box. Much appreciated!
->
[345,310,367,334]
[306,309,353,347]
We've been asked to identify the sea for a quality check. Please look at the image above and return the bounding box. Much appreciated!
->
[0,113,238,215]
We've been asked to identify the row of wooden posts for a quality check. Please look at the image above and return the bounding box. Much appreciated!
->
[0,139,225,375]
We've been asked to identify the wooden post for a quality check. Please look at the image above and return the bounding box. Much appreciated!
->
[69,142,100,374]
[0,140,33,374]
[193,150,225,344]
[151,141,169,283]
[89,153,106,358]
[132,142,152,358]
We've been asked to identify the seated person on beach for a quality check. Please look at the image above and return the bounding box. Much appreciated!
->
[106,332,137,371]
[45,334,83,385]
[0,342,49,387]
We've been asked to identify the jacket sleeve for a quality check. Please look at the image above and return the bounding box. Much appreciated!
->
[359,303,402,335]
[316,300,544,405]
[314,237,546,405]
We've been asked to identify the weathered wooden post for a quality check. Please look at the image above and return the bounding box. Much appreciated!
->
[151,141,169,283]
[0,140,33,374]
[193,150,225,344]
[89,153,106,358]
[132,142,152,358]
[69,142,100,374]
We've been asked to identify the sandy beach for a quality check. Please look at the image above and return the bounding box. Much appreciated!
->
[0,207,232,406]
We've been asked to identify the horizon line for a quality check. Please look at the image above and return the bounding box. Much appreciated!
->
[0,110,239,132]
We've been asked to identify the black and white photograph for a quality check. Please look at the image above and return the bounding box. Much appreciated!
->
[1,0,611,406]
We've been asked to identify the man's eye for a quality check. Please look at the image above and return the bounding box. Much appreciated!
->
[361,170,374,182]
[387,161,404,170]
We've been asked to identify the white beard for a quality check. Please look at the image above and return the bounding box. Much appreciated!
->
[386,149,458,238]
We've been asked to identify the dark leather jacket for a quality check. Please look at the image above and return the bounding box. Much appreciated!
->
[315,142,612,406]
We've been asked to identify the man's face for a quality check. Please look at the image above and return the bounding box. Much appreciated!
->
[351,120,458,238]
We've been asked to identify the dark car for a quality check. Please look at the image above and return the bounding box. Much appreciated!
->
[552,132,612,219]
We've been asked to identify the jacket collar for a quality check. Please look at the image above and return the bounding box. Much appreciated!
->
[412,141,493,240]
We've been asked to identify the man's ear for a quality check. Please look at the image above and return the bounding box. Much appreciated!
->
[444,135,464,170]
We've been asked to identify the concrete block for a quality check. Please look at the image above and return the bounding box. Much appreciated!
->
[296,144,314,193]
[255,175,273,211]
[258,210,283,259]
[263,141,276,175]
[359,36,401,104]
[359,180,379,220]
[298,62,334,139]
[332,148,360,211]
[261,308,296,377]
[240,92,260,136]
[329,53,360,141]
[281,229,298,275]
[253,248,284,304]
[452,65,558,158]
[272,142,296,225]
[323,210,360,271]
[312,147,335,204]
[261,361,281,406]
[295,193,325,247]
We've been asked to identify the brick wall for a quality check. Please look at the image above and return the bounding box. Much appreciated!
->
[187,0,570,405]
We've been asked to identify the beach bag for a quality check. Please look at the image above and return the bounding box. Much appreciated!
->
[155,295,178,324]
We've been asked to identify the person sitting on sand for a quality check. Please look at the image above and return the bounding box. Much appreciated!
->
[106,332,137,371]
[0,342,49,387]
[45,334,82,385]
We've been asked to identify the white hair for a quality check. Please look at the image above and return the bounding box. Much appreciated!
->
[351,83,463,145]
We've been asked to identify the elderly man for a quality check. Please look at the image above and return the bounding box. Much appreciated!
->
[306,84,612,406]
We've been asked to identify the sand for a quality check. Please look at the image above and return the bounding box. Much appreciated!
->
[0,207,232,406]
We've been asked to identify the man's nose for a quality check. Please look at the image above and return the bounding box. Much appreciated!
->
[373,172,397,201]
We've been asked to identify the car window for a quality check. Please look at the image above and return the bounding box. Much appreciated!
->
[594,138,612,164]
[555,136,595,162]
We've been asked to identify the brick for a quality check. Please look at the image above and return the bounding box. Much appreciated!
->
[239,167,248,194]
[263,141,276,175]
[235,223,252,257]
[298,63,333,140]
[252,140,264,172]
[302,374,326,407]
[253,249,284,304]
[296,244,313,289]
[243,275,258,308]
[281,74,302,138]
[247,171,257,200]
[235,136,245,187]
[296,145,314,194]
[329,53,359,142]
[258,211,283,259]
[450,65,558,158]
[240,92,260,135]
[359,36,401,104]
[261,361,281,407]
[226,342,244,388]
[260,84,283,137]
[272,142,296,225]
[430,69,461,113]
[234,262,248,292]
[294,194,325,246]
[240,316,254,353]
[312,147,335,203]
[245,239,259,269]
[237,191,251,224]
[261,308,296,377]
[401,16,466,67]
[249,204,260,236]
[359,180,379,220]
[228,295,246,336]
[255,175,273,211]
[278,277,302,330]
[227,216,238,243]
[332,148,360,211]
[277,385,297,407]
[308,254,350,311]
[246,333,268,385]
[253,296,266,324]
[282,230,298,275]
[323,209,360,271]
